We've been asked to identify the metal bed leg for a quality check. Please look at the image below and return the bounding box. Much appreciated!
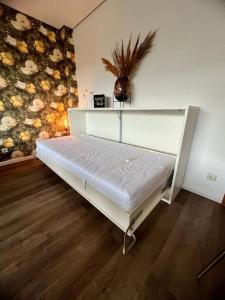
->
[122,210,143,255]
[123,229,136,255]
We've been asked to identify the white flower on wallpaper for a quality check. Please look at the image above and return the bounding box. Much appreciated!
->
[15,81,26,89]
[69,87,77,95]
[66,51,75,63]
[23,117,33,125]
[16,41,28,54]
[5,34,17,46]
[54,84,67,97]
[4,35,28,53]
[49,49,63,62]
[0,116,17,131]
[39,130,50,139]
[38,25,48,36]
[50,101,57,108]
[21,60,39,75]
[72,74,76,81]
[11,13,32,31]
[44,67,61,80]
[0,75,7,89]
[34,40,45,53]
[68,37,74,45]
[66,51,72,59]
[38,25,56,42]
[28,98,45,112]
[15,81,36,94]
[45,67,53,75]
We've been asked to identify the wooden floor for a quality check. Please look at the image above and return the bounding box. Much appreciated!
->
[0,160,225,300]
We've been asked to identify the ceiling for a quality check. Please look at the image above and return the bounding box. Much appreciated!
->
[1,0,105,29]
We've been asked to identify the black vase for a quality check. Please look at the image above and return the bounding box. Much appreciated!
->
[114,77,131,102]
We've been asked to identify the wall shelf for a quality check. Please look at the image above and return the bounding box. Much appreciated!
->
[69,106,197,112]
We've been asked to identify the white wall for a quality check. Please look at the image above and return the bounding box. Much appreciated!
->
[74,0,225,203]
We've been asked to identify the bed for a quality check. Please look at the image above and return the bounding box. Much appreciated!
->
[36,107,199,254]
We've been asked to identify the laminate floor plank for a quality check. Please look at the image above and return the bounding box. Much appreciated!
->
[136,274,178,300]
[197,202,225,300]
[0,159,224,300]
[79,201,183,300]
[152,193,222,300]
[0,191,83,270]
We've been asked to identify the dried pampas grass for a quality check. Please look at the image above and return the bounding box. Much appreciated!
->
[102,31,157,78]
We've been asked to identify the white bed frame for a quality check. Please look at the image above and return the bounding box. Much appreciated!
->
[37,106,199,254]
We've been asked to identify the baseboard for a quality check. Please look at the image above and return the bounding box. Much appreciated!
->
[182,185,221,204]
[0,154,34,167]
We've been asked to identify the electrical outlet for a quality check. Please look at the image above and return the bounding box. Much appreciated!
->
[206,173,217,182]
[1,148,8,154]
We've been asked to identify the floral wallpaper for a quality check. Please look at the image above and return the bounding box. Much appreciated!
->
[0,3,78,162]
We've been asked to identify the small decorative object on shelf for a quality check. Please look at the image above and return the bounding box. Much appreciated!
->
[93,94,106,108]
[101,30,157,107]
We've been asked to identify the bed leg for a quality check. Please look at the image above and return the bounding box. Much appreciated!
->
[123,231,136,255]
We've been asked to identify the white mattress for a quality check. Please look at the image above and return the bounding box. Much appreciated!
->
[36,135,175,212]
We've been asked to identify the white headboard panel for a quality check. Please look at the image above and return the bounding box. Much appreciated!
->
[69,110,87,135]
[69,110,120,141]
[86,111,120,141]
[122,110,184,155]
